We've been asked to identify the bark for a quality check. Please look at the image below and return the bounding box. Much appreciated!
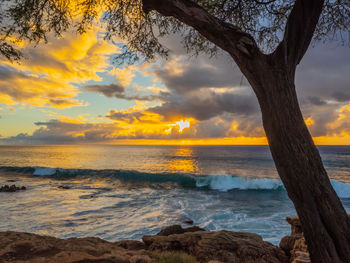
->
[141,0,350,261]
[248,59,350,262]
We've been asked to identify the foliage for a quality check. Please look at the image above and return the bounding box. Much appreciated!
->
[0,0,349,63]
[149,251,198,263]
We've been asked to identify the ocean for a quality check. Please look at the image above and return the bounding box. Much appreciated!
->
[1,145,350,245]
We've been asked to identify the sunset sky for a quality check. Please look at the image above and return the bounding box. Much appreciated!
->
[0,26,350,145]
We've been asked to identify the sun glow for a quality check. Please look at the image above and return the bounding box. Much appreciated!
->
[176,120,190,133]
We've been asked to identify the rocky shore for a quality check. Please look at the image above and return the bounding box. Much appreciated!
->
[0,184,26,192]
[0,218,309,263]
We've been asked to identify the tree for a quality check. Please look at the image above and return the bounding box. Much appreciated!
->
[1,0,350,261]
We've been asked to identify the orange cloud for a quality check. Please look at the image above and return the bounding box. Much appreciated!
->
[0,25,118,108]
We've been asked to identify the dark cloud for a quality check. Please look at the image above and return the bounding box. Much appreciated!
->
[296,44,350,103]
[106,110,146,123]
[307,96,327,106]
[293,43,350,136]
[331,92,350,102]
[82,83,161,101]
[191,114,264,138]
[83,84,125,97]
[0,65,28,80]
[151,89,259,121]
[1,120,120,144]
[154,56,245,94]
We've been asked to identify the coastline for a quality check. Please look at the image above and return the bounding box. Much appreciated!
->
[0,218,308,263]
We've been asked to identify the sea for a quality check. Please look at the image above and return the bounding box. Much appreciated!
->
[1,145,350,245]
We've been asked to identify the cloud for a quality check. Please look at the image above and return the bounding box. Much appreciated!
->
[8,28,119,83]
[0,65,84,108]
[0,26,119,108]
[296,44,350,104]
[151,88,259,121]
[152,55,244,94]
[1,119,118,144]
[1,25,350,144]
[82,83,163,101]
[326,105,350,135]
[0,114,195,144]
[83,84,125,97]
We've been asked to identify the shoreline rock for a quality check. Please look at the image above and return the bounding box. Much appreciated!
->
[57,185,71,190]
[0,225,288,263]
[279,217,310,263]
[0,184,26,192]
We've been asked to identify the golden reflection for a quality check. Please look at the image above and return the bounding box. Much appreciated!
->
[167,147,198,173]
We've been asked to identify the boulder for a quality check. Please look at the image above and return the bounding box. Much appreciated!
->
[156,225,204,236]
[286,217,302,236]
[183,218,194,225]
[0,185,26,192]
[279,236,298,257]
[0,226,288,263]
[143,229,288,263]
[0,232,150,263]
[115,240,146,250]
[280,217,310,263]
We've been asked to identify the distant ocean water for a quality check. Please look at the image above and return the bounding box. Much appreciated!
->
[1,145,350,245]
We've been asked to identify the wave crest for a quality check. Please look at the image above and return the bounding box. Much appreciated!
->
[1,166,350,198]
[195,175,283,191]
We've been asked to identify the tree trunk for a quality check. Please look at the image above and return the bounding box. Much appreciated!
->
[140,1,350,261]
[249,63,350,262]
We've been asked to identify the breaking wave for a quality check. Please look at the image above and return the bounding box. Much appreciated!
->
[1,166,350,198]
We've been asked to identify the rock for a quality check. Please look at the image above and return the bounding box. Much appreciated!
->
[183,217,194,225]
[286,217,302,236]
[115,240,146,250]
[279,235,298,257]
[130,254,151,263]
[57,185,70,189]
[156,225,204,236]
[291,237,309,263]
[144,229,288,263]
[280,217,310,263]
[0,232,150,263]
[0,226,289,263]
[0,185,26,192]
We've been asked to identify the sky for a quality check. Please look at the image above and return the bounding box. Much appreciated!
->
[0,25,350,145]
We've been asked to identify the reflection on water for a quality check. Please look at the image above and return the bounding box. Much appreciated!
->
[167,147,198,173]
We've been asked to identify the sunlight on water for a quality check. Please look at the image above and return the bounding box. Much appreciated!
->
[167,147,198,173]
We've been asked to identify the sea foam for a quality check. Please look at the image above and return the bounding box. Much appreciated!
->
[195,174,350,198]
[195,175,283,191]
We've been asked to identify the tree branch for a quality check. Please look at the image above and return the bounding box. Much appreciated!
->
[142,0,262,61]
[274,0,325,68]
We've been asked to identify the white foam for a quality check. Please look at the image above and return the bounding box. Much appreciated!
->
[33,167,57,176]
[195,175,283,192]
[195,175,350,198]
